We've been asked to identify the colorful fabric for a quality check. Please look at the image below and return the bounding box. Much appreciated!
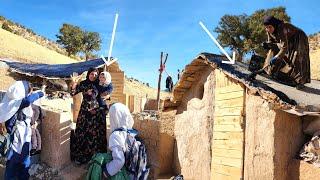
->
[71,79,107,164]
[86,152,129,180]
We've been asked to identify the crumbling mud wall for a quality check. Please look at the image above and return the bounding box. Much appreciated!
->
[132,113,160,179]
[244,94,305,180]
[174,67,215,179]
[132,109,177,178]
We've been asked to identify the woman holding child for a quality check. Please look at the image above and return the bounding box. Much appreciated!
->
[70,67,113,164]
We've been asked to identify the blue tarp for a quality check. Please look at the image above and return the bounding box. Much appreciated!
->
[1,58,106,79]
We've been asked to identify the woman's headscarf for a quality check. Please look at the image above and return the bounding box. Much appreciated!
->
[81,67,99,89]
[99,71,112,85]
[109,103,134,132]
[263,16,283,30]
[0,81,32,123]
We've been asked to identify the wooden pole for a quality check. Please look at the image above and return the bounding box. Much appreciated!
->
[156,52,169,111]
[156,52,163,111]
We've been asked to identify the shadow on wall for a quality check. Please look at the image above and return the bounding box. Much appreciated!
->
[159,133,175,176]
[173,139,181,174]
[176,68,210,115]
[272,110,306,180]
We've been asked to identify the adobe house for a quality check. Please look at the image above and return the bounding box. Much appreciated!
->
[162,53,320,179]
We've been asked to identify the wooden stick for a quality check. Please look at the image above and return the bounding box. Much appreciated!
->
[156,52,164,110]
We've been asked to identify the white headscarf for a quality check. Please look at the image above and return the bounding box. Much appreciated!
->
[0,81,32,123]
[100,71,112,85]
[109,103,134,132]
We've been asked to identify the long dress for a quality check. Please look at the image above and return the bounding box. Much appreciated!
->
[264,22,311,85]
[71,80,107,163]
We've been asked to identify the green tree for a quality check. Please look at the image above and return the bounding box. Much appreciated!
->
[82,31,101,60]
[56,23,83,56]
[214,6,291,61]
[215,14,250,61]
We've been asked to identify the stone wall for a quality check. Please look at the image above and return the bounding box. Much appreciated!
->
[244,94,305,180]
[144,99,164,111]
[174,67,215,179]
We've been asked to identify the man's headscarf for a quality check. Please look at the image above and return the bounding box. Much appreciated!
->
[263,16,283,30]
[109,103,134,132]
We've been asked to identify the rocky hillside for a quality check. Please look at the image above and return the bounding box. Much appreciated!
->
[0,28,164,98]
[0,15,80,60]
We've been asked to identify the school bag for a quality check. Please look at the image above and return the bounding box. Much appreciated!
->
[86,152,129,180]
[113,128,150,180]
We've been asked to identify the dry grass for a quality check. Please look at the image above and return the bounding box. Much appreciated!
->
[310,49,320,80]
[0,29,77,64]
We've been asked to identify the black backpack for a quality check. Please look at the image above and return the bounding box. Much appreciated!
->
[113,128,150,180]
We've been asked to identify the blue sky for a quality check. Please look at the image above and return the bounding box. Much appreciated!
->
[1,0,319,88]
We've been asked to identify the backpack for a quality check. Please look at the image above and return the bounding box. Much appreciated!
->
[113,128,150,180]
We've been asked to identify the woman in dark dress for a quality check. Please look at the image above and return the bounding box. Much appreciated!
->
[70,67,107,164]
[262,16,311,89]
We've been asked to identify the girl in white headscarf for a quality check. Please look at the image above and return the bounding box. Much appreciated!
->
[0,81,45,180]
[103,103,134,178]
[97,71,113,109]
